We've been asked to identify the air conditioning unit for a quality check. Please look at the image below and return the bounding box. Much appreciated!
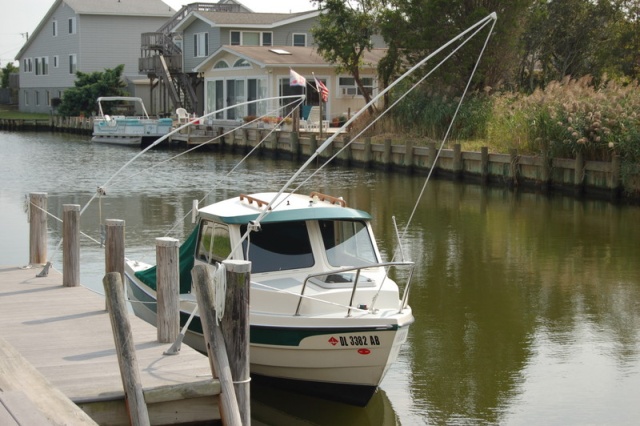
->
[341,87,357,96]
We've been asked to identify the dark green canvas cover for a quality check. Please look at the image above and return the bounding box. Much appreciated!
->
[134,227,198,294]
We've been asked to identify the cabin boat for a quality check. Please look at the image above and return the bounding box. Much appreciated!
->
[125,191,415,406]
[92,97,173,146]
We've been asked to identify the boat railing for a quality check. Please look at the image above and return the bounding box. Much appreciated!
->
[295,261,414,317]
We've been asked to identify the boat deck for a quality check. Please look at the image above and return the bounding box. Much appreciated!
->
[0,265,221,425]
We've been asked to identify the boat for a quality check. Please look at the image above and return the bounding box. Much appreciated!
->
[115,12,497,408]
[92,96,173,146]
[125,191,414,406]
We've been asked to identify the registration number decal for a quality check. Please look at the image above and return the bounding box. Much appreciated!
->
[329,335,381,346]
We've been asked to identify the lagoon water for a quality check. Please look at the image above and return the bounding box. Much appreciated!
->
[1,131,639,425]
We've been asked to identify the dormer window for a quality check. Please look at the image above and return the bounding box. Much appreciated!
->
[293,33,306,47]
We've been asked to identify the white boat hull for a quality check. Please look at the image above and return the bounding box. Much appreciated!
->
[124,264,412,405]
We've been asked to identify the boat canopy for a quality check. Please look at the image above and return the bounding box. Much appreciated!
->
[198,192,372,225]
[134,226,198,294]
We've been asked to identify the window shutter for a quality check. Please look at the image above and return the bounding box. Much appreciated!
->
[194,34,197,56]
[205,33,209,56]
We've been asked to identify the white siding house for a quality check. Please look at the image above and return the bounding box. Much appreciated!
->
[15,0,175,114]
[193,46,386,124]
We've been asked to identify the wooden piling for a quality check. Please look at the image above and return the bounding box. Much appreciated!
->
[105,219,125,281]
[509,148,519,187]
[453,144,463,180]
[221,260,251,426]
[62,204,80,287]
[156,237,180,343]
[405,139,414,173]
[191,265,242,426]
[383,138,392,170]
[364,137,372,168]
[427,142,437,173]
[309,133,318,155]
[480,147,489,184]
[103,272,150,426]
[290,131,300,161]
[574,151,585,195]
[29,192,48,266]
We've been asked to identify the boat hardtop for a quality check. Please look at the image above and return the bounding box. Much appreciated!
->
[197,191,372,225]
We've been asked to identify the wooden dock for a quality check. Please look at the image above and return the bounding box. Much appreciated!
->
[0,265,221,425]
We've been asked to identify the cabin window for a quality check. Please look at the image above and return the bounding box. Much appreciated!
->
[197,220,232,265]
[319,220,377,267]
[293,33,306,47]
[241,221,314,273]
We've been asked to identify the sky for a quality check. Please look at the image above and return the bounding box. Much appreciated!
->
[0,0,316,66]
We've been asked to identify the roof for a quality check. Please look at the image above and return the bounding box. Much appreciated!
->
[16,0,175,59]
[194,45,387,72]
[64,0,175,17]
[198,192,372,225]
[172,9,319,32]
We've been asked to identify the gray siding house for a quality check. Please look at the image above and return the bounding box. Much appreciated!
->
[15,0,175,114]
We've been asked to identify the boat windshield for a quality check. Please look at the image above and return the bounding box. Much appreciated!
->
[319,220,377,267]
[241,221,315,273]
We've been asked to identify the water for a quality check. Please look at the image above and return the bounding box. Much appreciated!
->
[1,131,639,425]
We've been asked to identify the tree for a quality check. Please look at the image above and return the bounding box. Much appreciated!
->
[312,0,389,113]
[57,65,127,116]
[383,0,531,93]
[1,63,18,88]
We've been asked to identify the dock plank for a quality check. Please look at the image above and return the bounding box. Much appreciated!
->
[0,266,221,425]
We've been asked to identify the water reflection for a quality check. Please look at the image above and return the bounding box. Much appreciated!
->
[1,132,639,425]
[252,382,398,426]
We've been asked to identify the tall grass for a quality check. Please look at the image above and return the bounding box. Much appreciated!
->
[382,76,640,184]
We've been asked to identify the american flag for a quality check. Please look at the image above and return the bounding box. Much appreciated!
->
[314,76,329,103]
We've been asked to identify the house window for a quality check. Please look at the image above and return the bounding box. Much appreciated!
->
[46,91,51,106]
[28,58,32,73]
[230,31,240,45]
[213,60,229,69]
[23,59,28,72]
[293,33,306,47]
[53,56,59,68]
[230,31,272,46]
[262,32,272,46]
[194,32,208,57]
[207,77,267,120]
[338,76,374,97]
[24,91,29,106]
[37,57,48,75]
[35,91,40,106]
[53,20,57,36]
[69,54,77,74]
[242,32,260,46]
[233,59,250,68]
[68,17,76,34]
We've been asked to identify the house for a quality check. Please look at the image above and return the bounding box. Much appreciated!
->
[15,0,175,114]
[192,45,386,125]
[147,1,386,123]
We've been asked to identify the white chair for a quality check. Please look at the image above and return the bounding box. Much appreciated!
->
[176,108,189,124]
[306,106,320,131]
